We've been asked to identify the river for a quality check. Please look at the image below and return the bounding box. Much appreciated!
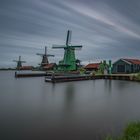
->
[0,71,140,140]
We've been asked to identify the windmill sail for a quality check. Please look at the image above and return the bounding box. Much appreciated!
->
[52,45,67,49]
[66,30,72,46]
[37,46,54,67]
[52,30,83,71]
[13,56,26,69]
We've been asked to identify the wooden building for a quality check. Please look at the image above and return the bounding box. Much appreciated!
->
[112,58,140,73]
[19,66,33,70]
[84,63,100,71]
[43,63,56,70]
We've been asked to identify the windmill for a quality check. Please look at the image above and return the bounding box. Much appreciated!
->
[13,56,26,70]
[36,46,54,67]
[52,30,82,71]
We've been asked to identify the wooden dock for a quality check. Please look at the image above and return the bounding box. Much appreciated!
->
[15,71,139,83]
[15,71,64,78]
[15,71,47,78]
[45,75,93,83]
[45,74,138,83]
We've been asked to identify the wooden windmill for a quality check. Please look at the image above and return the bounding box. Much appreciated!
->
[13,56,26,70]
[36,46,54,67]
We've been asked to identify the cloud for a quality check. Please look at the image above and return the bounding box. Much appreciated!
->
[63,1,140,39]
[0,0,140,67]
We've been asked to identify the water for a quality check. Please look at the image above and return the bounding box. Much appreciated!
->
[0,71,140,140]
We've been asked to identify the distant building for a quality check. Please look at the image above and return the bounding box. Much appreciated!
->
[84,63,100,71]
[19,66,33,70]
[113,58,140,73]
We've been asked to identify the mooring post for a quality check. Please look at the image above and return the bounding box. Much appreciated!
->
[15,71,17,77]
[51,72,55,82]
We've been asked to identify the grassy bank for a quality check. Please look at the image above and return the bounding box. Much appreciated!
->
[134,73,140,81]
[106,122,140,140]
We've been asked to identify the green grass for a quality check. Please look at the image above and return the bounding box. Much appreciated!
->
[105,122,140,140]
[135,73,140,80]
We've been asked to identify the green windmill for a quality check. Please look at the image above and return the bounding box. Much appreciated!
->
[13,56,26,70]
[52,30,82,71]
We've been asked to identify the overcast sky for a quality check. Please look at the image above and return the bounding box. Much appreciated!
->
[0,0,140,67]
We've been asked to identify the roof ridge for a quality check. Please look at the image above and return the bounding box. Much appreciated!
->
[123,58,140,64]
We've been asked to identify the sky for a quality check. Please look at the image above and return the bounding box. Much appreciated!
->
[0,0,140,67]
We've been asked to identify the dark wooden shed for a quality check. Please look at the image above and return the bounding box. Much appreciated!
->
[112,58,140,73]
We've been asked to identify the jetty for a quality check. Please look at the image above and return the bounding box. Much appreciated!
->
[15,71,48,78]
[45,74,138,83]
[15,71,64,78]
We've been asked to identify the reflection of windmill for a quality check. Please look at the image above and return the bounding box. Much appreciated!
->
[52,30,82,71]
[13,56,26,70]
[36,46,54,67]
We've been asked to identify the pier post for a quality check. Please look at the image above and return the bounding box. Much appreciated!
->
[15,71,17,77]
[51,72,55,82]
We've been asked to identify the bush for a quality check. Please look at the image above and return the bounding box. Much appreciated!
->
[123,122,140,139]
[79,67,86,74]
[136,73,140,80]
[105,122,140,140]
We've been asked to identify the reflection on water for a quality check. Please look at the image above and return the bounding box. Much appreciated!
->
[104,79,112,94]
[64,84,75,112]
[0,71,140,140]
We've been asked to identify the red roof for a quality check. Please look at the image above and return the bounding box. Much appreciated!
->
[43,63,56,69]
[20,66,33,70]
[123,59,140,65]
[85,63,100,69]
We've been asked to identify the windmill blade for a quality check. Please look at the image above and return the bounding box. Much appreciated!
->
[19,56,21,61]
[70,45,82,49]
[21,61,26,63]
[71,45,82,48]
[47,54,55,57]
[66,30,72,45]
[52,46,67,49]
[36,53,44,56]
[45,46,54,56]
[75,48,82,50]
[13,60,18,62]
[45,46,47,55]
[52,44,67,49]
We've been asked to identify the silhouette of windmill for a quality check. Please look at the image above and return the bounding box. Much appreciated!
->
[36,46,54,67]
[13,56,26,70]
[52,30,82,71]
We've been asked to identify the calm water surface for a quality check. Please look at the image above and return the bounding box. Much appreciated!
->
[0,71,140,140]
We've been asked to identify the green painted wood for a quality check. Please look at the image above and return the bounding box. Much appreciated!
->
[53,30,82,71]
